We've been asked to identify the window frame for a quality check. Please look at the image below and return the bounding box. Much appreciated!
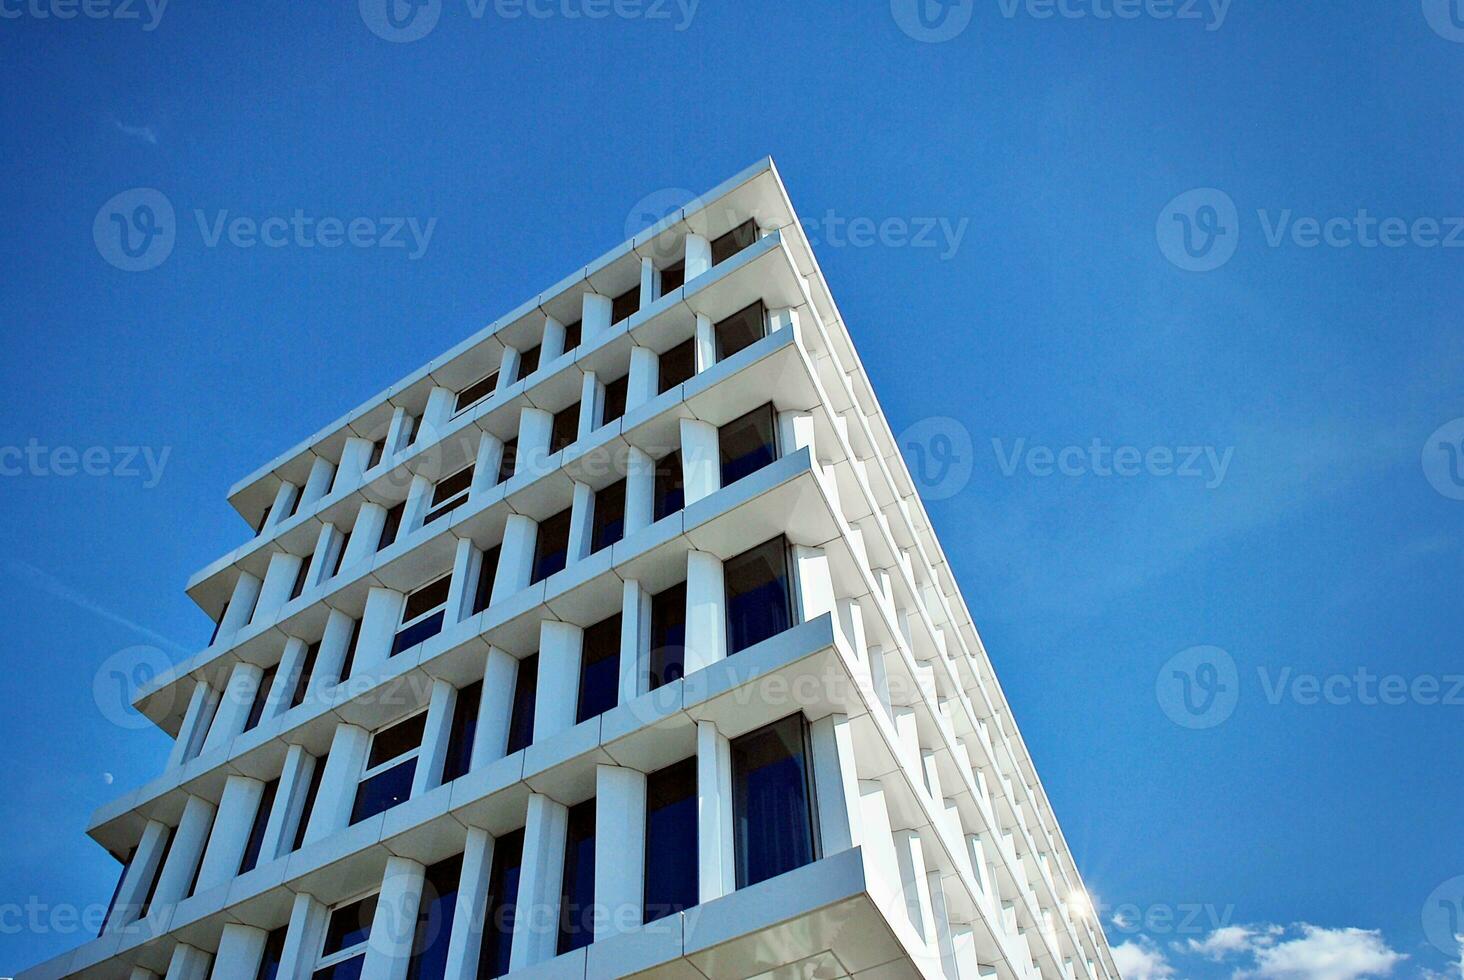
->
[351,711,427,825]
[730,714,820,890]
[452,370,500,417]
[422,463,474,525]
[392,574,452,656]
[314,890,379,977]
[723,535,796,655]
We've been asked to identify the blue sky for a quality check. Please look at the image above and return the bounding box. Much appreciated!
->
[2,1,1462,976]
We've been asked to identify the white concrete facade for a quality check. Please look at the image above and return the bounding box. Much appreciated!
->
[22,160,1118,980]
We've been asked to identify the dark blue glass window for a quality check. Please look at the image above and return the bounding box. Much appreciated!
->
[731,715,817,889]
[648,583,686,690]
[557,800,596,954]
[517,344,541,381]
[590,479,626,554]
[338,619,361,686]
[724,536,793,655]
[378,502,406,551]
[711,219,758,266]
[243,665,277,733]
[291,752,327,853]
[406,854,462,980]
[505,654,538,755]
[496,439,518,485]
[237,778,279,875]
[611,284,640,325]
[718,404,778,488]
[476,829,524,979]
[351,713,425,824]
[714,301,767,363]
[600,375,628,428]
[562,320,582,355]
[550,403,580,455]
[291,641,320,708]
[314,893,376,979]
[576,616,621,724]
[531,509,572,583]
[644,758,698,922]
[391,611,446,657]
[653,452,683,521]
[472,546,500,615]
[658,338,695,393]
[254,926,287,980]
[441,681,481,784]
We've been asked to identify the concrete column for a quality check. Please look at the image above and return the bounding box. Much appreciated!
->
[497,347,521,389]
[265,481,299,529]
[489,514,537,605]
[928,870,961,980]
[893,830,937,947]
[412,679,457,796]
[201,662,263,754]
[128,968,159,980]
[857,781,902,911]
[211,923,269,980]
[768,307,800,335]
[566,481,595,563]
[362,856,427,980]
[305,523,337,590]
[255,552,305,622]
[679,418,719,506]
[311,609,359,698]
[951,925,985,980]
[358,586,408,674]
[265,637,309,720]
[151,795,217,909]
[471,648,518,767]
[966,835,994,908]
[920,749,944,803]
[303,455,337,506]
[509,794,569,971]
[696,721,735,902]
[792,544,836,625]
[778,410,817,461]
[104,819,171,931]
[304,724,370,843]
[515,407,554,481]
[623,447,654,534]
[684,233,711,280]
[423,385,456,434]
[260,744,316,863]
[640,255,656,305]
[693,313,715,372]
[383,406,411,455]
[535,621,583,742]
[339,436,376,489]
[344,502,388,567]
[195,774,265,892]
[583,293,613,342]
[542,315,567,363]
[446,538,477,624]
[163,943,212,980]
[595,766,647,938]
[684,551,726,675]
[218,572,262,637]
[578,372,600,441]
[893,707,922,777]
[810,713,863,856]
[442,827,495,980]
[401,473,434,535]
[278,892,330,980]
[469,433,505,497]
[626,346,659,411]
[869,645,894,721]
[619,579,649,705]
[167,680,220,769]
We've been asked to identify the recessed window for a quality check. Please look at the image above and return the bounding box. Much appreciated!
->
[254,510,270,537]
[367,438,386,471]
[406,854,462,980]
[242,665,277,733]
[476,828,524,979]
[283,484,303,521]
[472,545,500,616]
[289,554,313,602]
[454,371,499,416]
[562,319,582,356]
[724,536,793,655]
[576,615,621,724]
[644,758,698,922]
[423,465,473,525]
[290,641,320,709]
[505,654,538,754]
[611,284,641,326]
[719,403,778,488]
[392,576,451,656]
[550,403,580,455]
[338,618,362,686]
[653,452,684,522]
[658,338,695,393]
[440,680,481,784]
[731,715,817,889]
[236,777,279,876]
[660,260,685,296]
[600,374,628,428]
[557,800,596,955]
[256,926,288,980]
[496,438,518,486]
[531,508,572,583]
[330,530,352,579]
[378,501,406,551]
[404,414,423,448]
[314,893,377,979]
[137,827,173,920]
[711,219,758,267]
[714,301,767,363]
[517,344,541,381]
[589,479,626,554]
[290,752,327,853]
[648,582,686,691]
[208,601,229,646]
[350,713,426,824]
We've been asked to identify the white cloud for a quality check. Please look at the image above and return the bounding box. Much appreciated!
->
[1113,938,1175,980]
[110,116,158,145]
[1181,924,1282,960]
[1240,925,1405,980]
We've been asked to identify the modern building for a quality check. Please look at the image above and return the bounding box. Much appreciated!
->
[21,159,1119,980]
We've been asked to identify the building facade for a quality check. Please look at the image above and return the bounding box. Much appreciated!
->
[21,160,1120,980]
